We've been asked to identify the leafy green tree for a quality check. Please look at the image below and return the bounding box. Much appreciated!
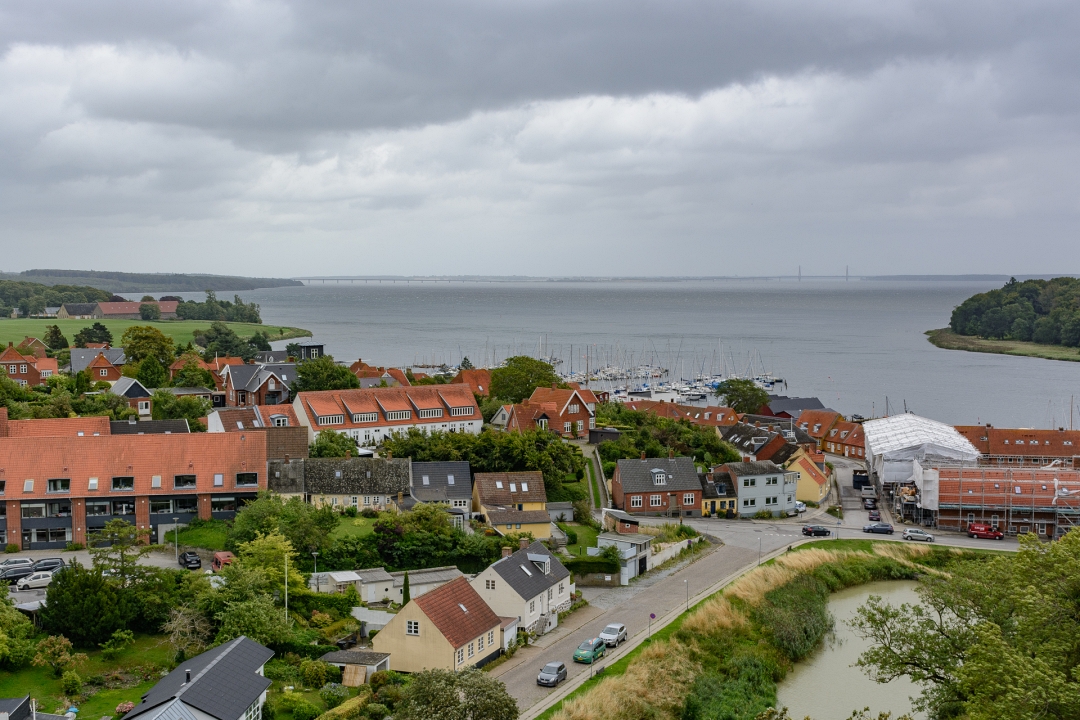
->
[236,532,306,595]
[713,378,770,414]
[73,322,113,348]
[31,635,87,677]
[459,356,474,370]
[172,356,216,389]
[248,331,272,351]
[136,356,168,388]
[228,494,338,564]
[395,668,518,720]
[88,519,153,586]
[309,429,359,457]
[594,403,739,465]
[489,356,565,404]
[152,390,212,431]
[139,303,161,321]
[292,356,360,392]
[121,325,175,366]
[0,584,36,669]
[195,321,258,361]
[44,324,69,350]
[99,629,135,660]
[215,595,293,646]
[40,563,134,647]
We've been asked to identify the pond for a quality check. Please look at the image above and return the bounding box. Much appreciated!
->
[776,580,925,720]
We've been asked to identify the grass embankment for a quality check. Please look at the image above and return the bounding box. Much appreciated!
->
[540,542,987,720]
[558,523,600,558]
[165,519,230,551]
[587,460,602,509]
[927,327,1080,363]
[0,635,172,717]
[0,318,310,347]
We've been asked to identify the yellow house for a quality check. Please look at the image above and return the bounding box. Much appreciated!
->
[785,449,830,504]
[472,471,552,539]
[373,576,502,673]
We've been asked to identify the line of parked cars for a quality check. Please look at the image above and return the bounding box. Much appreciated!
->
[537,623,628,687]
[0,557,66,590]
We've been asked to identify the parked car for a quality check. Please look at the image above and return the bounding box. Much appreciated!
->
[0,566,35,584]
[599,623,627,647]
[794,501,807,513]
[903,529,935,542]
[211,551,235,572]
[0,558,32,569]
[867,510,881,521]
[179,551,202,570]
[537,661,568,687]
[573,637,607,664]
[862,523,895,535]
[967,523,1004,540]
[16,571,53,590]
[31,558,65,573]
[802,525,831,537]
[863,498,878,510]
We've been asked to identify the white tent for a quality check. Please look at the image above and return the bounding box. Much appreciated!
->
[863,414,980,486]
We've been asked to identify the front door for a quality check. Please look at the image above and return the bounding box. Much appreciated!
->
[638,556,647,575]
[22,529,32,550]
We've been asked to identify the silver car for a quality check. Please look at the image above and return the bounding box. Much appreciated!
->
[903,528,935,542]
[16,571,53,590]
[598,623,627,647]
[0,558,32,569]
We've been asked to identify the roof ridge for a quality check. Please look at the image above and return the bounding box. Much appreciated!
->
[175,636,242,700]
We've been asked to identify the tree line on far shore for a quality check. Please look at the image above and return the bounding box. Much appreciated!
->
[949,276,1080,347]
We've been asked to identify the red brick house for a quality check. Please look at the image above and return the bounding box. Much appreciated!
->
[0,343,58,386]
[955,425,1080,469]
[611,453,702,517]
[15,337,49,358]
[85,351,124,382]
[795,410,843,450]
[506,386,596,438]
[452,369,492,397]
[824,421,865,459]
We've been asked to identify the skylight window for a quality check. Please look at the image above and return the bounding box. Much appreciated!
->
[510,483,517,492]
[521,482,528,492]
[495,481,503,489]
[458,603,468,613]
[447,474,455,485]
[520,565,533,577]
[422,475,430,485]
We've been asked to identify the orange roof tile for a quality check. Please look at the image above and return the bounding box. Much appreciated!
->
[307,396,345,418]
[452,369,491,396]
[297,385,480,429]
[86,352,118,369]
[97,301,179,315]
[253,405,300,427]
[413,577,500,649]
[796,410,842,440]
[5,415,111,437]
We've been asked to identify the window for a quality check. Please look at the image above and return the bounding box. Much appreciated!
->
[86,500,110,516]
[650,494,663,507]
[559,582,564,594]
[547,588,553,600]
[271,415,289,427]
[510,483,517,492]
[211,496,236,512]
[21,503,46,518]
[743,498,756,508]
[577,420,584,432]
[0,480,5,495]
[112,500,135,515]
[569,403,580,413]
[422,475,430,485]
[236,473,258,487]
[151,499,173,514]
[268,379,276,391]
[630,495,643,508]
[7,364,14,374]
[386,410,411,421]
[23,479,33,493]
[112,476,134,491]
[537,418,548,429]
[766,477,778,485]
[457,648,464,665]
[237,391,247,405]
[214,473,224,487]
[99,369,109,377]
[364,496,371,505]
[468,642,474,658]
[447,474,455,485]
[564,422,572,433]
[495,481,503,489]
[743,478,756,487]
[589,418,595,429]
[406,620,419,636]
[319,414,344,425]
[683,493,695,506]
[485,579,495,590]
[521,482,529,492]
[47,478,70,493]
[174,497,198,513]
[418,408,443,418]
[530,600,536,613]
[653,472,666,485]
[765,496,777,506]
[488,630,495,645]
[450,406,473,416]
[174,475,197,489]
[351,496,358,507]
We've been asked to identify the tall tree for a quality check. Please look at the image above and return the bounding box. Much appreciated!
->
[136,356,168,388]
[73,322,113,347]
[43,325,69,351]
[292,356,361,392]
[489,356,564,403]
[395,668,518,720]
[139,303,161,321]
[88,520,152,587]
[713,378,770,414]
[309,429,360,457]
[401,572,411,604]
[151,391,212,431]
[121,325,176,366]
[39,562,134,647]
[172,356,217,389]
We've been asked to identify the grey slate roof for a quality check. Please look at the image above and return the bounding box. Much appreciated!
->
[61,302,98,316]
[227,363,296,392]
[739,415,816,446]
[110,376,151,399]
[355,567,394,584]
[722,423,798,465]
[304,457,411,495]
[160,387,214,396]
[490,540,570,601]
[723,460,786,477]
[701,471,737,499]
[125,636,272,720]
[267,459,305,493]
[410,461,473,504]
[615,455,700,493]
[488,509,553,526]
[111,419,190,434]
[0,697,30,720]
[255,351,290,363]
[319,649,391,666]
[70,347,126,373]
[766,395,826,416]
[391,566,462,587]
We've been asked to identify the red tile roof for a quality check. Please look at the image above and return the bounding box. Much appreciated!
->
[796,410,842,440]
[621,399,738,427]
[86,352,119,370]
[955,425,1080,459]
[0,344,30,363]
[15,337,48,358]
[298,385,480,430]
[97,301,179,316]
[452,369,491,396]
[787,454,828,487]
[253,405,300,427]
[474,471,547,506]
[386,368,411,387]
[936,467,1080,509]
[3,415,111,437]
[413,577,501,649]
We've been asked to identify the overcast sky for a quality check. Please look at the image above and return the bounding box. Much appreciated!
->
[1,0,1077,277]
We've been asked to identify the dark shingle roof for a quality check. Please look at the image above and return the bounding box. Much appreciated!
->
[487,509,553,526]
[410,461,472,503]
[61,302,98,315]
[474,472,547,506]
[723,460,785,477]
[126,636,272,720]
[0,697,30,720]
[267,458,305,493]
[701,471,737,499]
[303,457,411,495]
[319,649,391,665]
[765,395,826,416]
[110,419,190,434]
[70,347,126,373]
[413,576,501,649]
[615,456,700,493]
[490,541,570,601]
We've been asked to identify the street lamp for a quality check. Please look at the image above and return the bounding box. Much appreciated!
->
[173,516,179,564]
[312,551,319,592]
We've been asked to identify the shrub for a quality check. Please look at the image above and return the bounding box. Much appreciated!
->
[264,659,301,684]
[754,509,774,519]
[299,659,339,688]
[374,685,404,710]
[61,670,83,696]
[342,506,358,517]
[116,702,135,716]
[291,701,321,720]
[65,542,85,552]
[365,703,389,720]
[565,528,579,545]
[310,610,333,628]
[5,543,18,554]
[360,508,378,519]
[370,669,407,693]
[100,629,135,661]
[320,683,350,709]
[602,461,616,478]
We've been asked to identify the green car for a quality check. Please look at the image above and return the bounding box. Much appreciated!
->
[573,637,606,664]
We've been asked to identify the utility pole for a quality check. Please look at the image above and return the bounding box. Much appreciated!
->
[284,553,289,623]
[173,516,179,564]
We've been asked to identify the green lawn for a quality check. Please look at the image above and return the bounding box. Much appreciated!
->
[0,318,310,347]
[558,522,599,558]
[587,460,601,508]
[331,515,375,539]
[927,327,1080,363]
[0,635,173,716]
[164,519,229,551]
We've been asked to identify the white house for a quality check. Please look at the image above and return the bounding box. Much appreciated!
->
[470,540,574,635]
[722,460,799,517]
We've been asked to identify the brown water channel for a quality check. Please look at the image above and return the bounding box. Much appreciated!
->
[776,580,924,720]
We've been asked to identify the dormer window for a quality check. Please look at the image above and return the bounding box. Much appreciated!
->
[422,475,430,485]
[653,470,666,485]
[813,424,821,432]
[447,474,455,485]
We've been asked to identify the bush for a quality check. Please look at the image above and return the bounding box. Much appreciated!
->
[320,683,350,709]
[65,542,85,552]
[5,543,19,554]
[342,506,358,517]
[565,528,579,545]
[565,556,619,575]
[61,670,83,696]
[365,703,389,720]
[753,509,774,519]
[369,669,407,693]
[291,702,321,720]
[116,702,135,716]
[360,508,378,519]
[299,659,340,688]
[374,685,404,710]
[99,629,135,661]
[264,659,301,684]
[602,461,616,478]
[310,610,332,628]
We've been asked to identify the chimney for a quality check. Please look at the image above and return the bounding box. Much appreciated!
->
[668,449,674,459]
[551,383,557,390]
[284,453,290,465]
[519,537,528,551]
[387,450,392,459]
[501,546,513,559]
[185,669,191,684]
[640,451,646,460]
[755,421,760,427]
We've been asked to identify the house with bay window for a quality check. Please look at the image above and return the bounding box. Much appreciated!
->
[293,385,481,445]
[721,460,799,518]
[611,453,702,518]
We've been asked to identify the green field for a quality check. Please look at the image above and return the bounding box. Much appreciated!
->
[927,327,1080,363]
[558,522,599,557]
[0,635,172,717]
[164,519,229,551]
[331,515,375,539]
[0,318,310,348]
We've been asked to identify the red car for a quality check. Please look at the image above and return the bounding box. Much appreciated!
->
[967,523,1004,540]
[868,510,881,521]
